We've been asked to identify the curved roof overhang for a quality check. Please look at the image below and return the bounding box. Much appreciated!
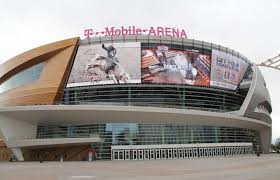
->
[0,105,271,131]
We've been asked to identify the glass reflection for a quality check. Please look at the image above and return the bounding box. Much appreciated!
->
[108,123,138,145]
[0,62,44,94]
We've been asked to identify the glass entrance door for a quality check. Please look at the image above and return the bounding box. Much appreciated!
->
[144,150,149,160]
[199,148,203,157]
[138,150,143,160]
[221,147,225,156]
[150,149,155,159]
[113,150,118,160]
[168,149,173,159]
[208,148,212,157]
[125,150,130,160]
[193,148,198,158]
[184,148,189,158]
[217,147,220,156]
[156,149,161,159]
[179,149,184,159]
[161,149,166,159]
[119,150,124,160]
[189,148,193,158]
[204,148,208,157]
[212,148,216,157]
[173,149,178,158]
[133,150,138,160]
[225,147,229,156]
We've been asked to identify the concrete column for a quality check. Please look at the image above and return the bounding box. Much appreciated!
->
[259,127,271,153]
[0,115,37,161]
[10,148,24,161]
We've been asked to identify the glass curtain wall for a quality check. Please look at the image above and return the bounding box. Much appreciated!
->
[37,123,262,159]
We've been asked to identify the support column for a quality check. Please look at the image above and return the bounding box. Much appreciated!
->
[0,115,37,161]
[259,127,271,153]
[10,148,24,161]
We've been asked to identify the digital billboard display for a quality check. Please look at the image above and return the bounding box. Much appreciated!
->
[67,42,141,87]
[67,42,248,91]
[141,46,211,86]
[210,49,249,90]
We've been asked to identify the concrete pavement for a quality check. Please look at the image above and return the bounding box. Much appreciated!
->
[0,154,280,180]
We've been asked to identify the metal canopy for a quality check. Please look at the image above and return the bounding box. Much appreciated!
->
[258,54,280,70]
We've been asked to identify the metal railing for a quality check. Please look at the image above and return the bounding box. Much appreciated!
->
[58,100,238,113]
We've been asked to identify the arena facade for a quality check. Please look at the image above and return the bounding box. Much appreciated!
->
[0,35,272,161]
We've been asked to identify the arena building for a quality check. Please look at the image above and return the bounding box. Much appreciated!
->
[0,35,272,161]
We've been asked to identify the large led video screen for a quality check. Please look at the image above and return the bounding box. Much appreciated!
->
[141,46,211,86]
[67,42,141,87]
[210,49,249,90]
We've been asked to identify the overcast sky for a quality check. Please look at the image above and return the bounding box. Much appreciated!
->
[0,0,279,142]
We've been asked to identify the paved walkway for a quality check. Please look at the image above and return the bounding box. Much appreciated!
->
[0,154,280,180]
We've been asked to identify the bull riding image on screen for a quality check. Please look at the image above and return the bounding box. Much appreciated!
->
[141,46,211,86]
[67,42,141,87]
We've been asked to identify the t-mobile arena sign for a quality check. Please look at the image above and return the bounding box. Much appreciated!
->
[84,26,187,39]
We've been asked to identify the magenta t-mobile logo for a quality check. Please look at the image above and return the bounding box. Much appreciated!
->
[84,29,93,39]
[83,26,187,39]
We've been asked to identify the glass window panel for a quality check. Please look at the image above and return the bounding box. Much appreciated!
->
[0,62,45,94]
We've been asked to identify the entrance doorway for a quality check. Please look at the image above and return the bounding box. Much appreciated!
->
[111,143,254,160]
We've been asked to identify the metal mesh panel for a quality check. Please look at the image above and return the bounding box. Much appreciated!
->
[62,85,245,112]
